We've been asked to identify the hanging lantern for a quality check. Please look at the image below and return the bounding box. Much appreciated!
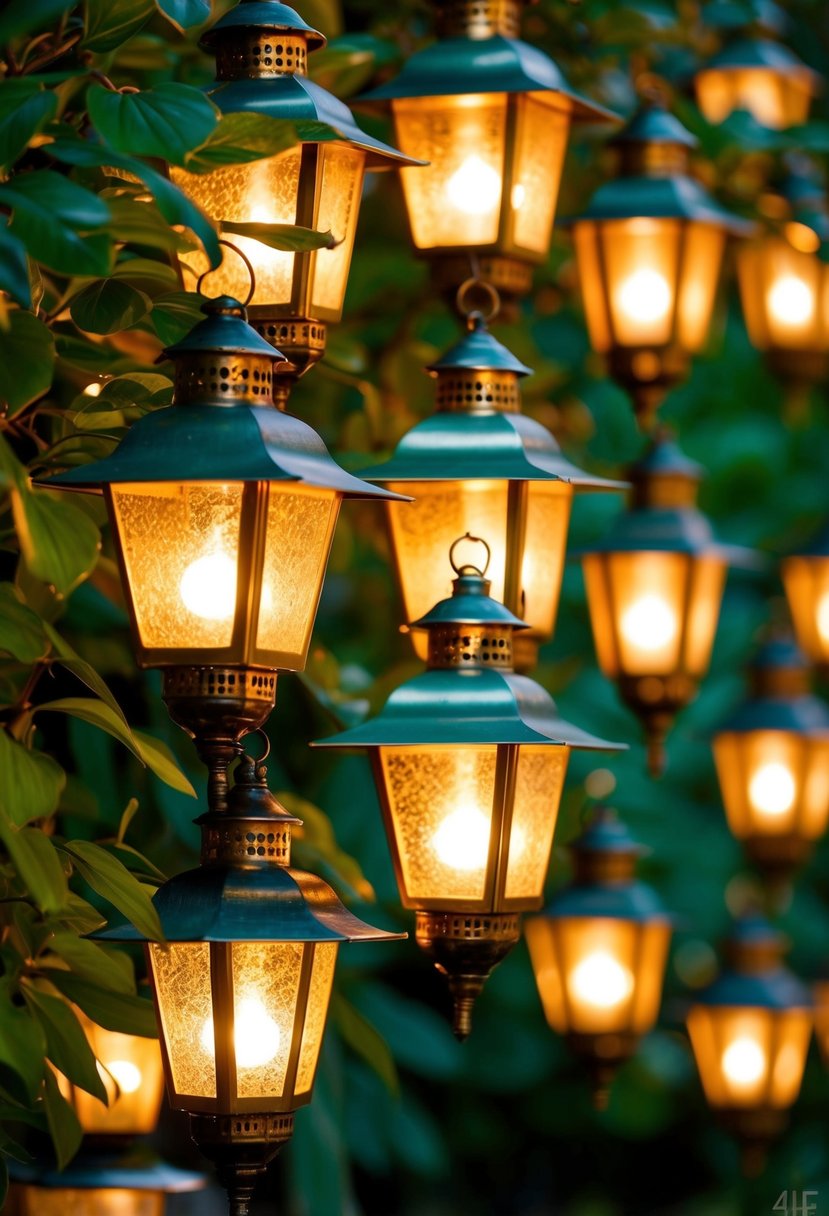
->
[316,540,624,1038]
[362,308,624,672]
[12,1164,202,1216]
[712,633,829,885]
[580,431,758,776]
[39,296,402,799]
[526,807,671,1108]
[571,101,752,428]
[96,756,402,1216]
[170,0,418,393]
[783,520,829,669]
[357,0,615,302]
[686,915,811,1170]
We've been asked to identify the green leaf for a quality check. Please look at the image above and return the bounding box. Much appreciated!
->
[42,624,131,724]
[111,256,180,294]
[222,220,338,252]
[0,82,57,172]
[155,0,210,30]
[0,311,55,415]
[0,171,111,277]
[45,972,158,1038]
[0,732,65,827]
[70,278,153,335]
[87,82,217,165]
[41,1067,82,1170]
[0,0,70,43]
[22,986,108,1103]
[60,840,164,942]
[331,993,399,1098]
[0,221,31,308]
[0,981,46,1104]
[0,822,68,912]
[150,290,204,345]
[9,478,101,597]
[183,112,298,173]
[132,728,196,796]
[83,0,155,52]
[105,195,195,255]
[0,585,48,663]
[45,933,136,994]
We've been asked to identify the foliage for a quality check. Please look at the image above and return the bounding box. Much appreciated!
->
[1,0,829,1215]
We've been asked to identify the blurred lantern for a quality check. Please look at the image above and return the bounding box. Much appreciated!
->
[170,1,418,393]
[362,305,624,672]
[712,633,829,886]
[738,166,829,386]
[57,1012,165,1137]
[813,974,829,1069]
[39,296,401,804]
[580,431,758,776]
[686,915,811,1172]
[97,757,402,1216]
[526,807,671,1108]
[357,0,615,303]
[317,539,624,1038]
[12,1162,202,1216]
[783,519,829,669]
[571,101,751,428]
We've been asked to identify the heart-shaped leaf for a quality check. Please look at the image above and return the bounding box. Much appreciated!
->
[70,278,153,335]
[0,171,111,277]
[88,82,217,164]
[82,0,155,52]
[0,311,54,415]
[0,82,57,172]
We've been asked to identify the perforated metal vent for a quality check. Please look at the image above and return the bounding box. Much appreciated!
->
[435,368,521,413]
[437,0,523,40]
[215,33,308,80]
[428,624,514,669]
[174,355,276,406]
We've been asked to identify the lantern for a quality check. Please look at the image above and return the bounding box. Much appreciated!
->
[39,296,401,797]
[170,0,418,392]
[580,432,758,775]
[686,916,811,1168]
[526,808,671,1107]
[783,519,829,669]
[12,1162,202,1216]
[357,0,615,302]
[56,1012,165,1137]
[316,540,624,1037]
[712,633,829,884]
[97,757,402,1216]
[571,102,752,427]
[814,975,829,1069]
[362,314,624,671]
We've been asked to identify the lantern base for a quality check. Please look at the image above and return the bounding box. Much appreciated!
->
[717,1106,788,1177]
[248,313,328,404]
[429,254,534,315]
[190,1111,295,1216]
[566,1031,640,1110]
[607,348,689,431]
[415,910,521,1040]
[767,348,829,388]
[743,833,811,900]
[617,674,699,776]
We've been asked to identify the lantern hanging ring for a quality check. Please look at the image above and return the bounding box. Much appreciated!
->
[455,277,501,328]
[245,728,272,765]
[196,238,257,307]
[449,532,491,578]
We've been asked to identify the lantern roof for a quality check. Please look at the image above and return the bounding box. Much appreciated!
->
[357,33,618,124]
[610,104,698,151]
[414,567,528,631]
[163,295,287,360]
[428,318,533,378]
[200,0,326,50]
[572,168,754,233]
[693,915,811,1010]
[714,633,829,736]
[11,1153,205,1195]
[702,33,819,83]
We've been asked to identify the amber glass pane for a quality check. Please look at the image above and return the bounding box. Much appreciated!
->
[64,1013,164,1135]
[504,747,568,902]
[581,555,619,677]
[255,485,339,668]
[601,218,681,347]
[231,942,304,1099]
[393,93,507,249]
[149,942,216,1100]
[677,224,726,351]
[550,918,642,1035]
[573,222,612,352]
[510,94,570,257]
[696,67,812,129]
[630,922,671,1034]
[714,729,829,841]
[600,551,689,676]
[522,482,573,642]
[685,557,727,676]
[738,239,829,353]
[688,1005,810,1109]
[525,917,568,1032]
[814,980,829,1067]
[295,942,338,1095]
[310,144,366,318]
[379,745,498,903]
[18,1190,164,1216]
[173,150,302,306]
[783,555,829,666]
[111,482,243,652]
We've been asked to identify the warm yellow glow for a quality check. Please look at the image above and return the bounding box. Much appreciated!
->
[570,950,634,1010]
[432,805,491,871]
[816,592,829,642]
[617,269,672,325]
[620,593,677,653]
[446,154,502,216]
[107,1059,142,1094]
[200,997,281,1069]
[749,761,797,817]
[179,551,237,621]
[768,274,815,326]
[786,221,822,255]
[722,1035,766,1087]
[511,183,526,209]
[84,381,103,397]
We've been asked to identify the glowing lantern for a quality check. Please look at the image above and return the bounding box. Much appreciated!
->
[170,0,417,392]
[97,757,402,1214]
[526,808,671,1107]
[783,520,829,669]
[362,314,624,671]
[580,432,757,775]
[56,1012,165,1137]
[713,634,829,884]
[814,976,829,1070]
[317,542,623,1037]
[571,102,751,427]
[357,0,615,301]
[687,916,811,1167]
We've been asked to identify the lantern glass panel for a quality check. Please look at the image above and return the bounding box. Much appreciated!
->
[696,68,812,129]
[379,745,499,902]
[714,729,829,840]
[739,238,829,353]
[603,217,680,347]
[57,1014,164,1136]
[573,222,613,352]
[687,1005,810,1108]
[393,93,507,249]
[149,942,216,1100]
[505,746,569,901]
[510,95,570,255]
[783,555,829,666]
[17,1190,164,1216]
[229,941,304,1099]
[295,943,338,1095]
[311,145,366,316]
[677,224,726,350]
[813,980,829,1066]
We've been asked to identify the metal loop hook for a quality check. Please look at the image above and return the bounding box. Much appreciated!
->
[455,277,501,329]
[449,532,491,578]
[243,728,271,767]
[196,238,257,308]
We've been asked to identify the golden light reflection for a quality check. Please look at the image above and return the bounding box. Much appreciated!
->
[768,274,815,327]
[200,997,282,1070]
[748,761,797,818]
[619,593,678,654]
[446,154,502,216]
[570,950,634,1010]
[722,1035,766,1088]
[616,269,672,326]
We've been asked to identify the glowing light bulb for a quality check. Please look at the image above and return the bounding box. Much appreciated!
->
[432,806,491,871]
[816,592,829,643]
[768,275,814,326]
[620,595,677,653]
[106,1059,142,1094]
[446,156,501,217]
[617,269,672,325]
[179,552,237,620]
[722,1036,765,1087]
[749,761,796,817]
[570,951,633,1009]
[200,997,281,1069]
